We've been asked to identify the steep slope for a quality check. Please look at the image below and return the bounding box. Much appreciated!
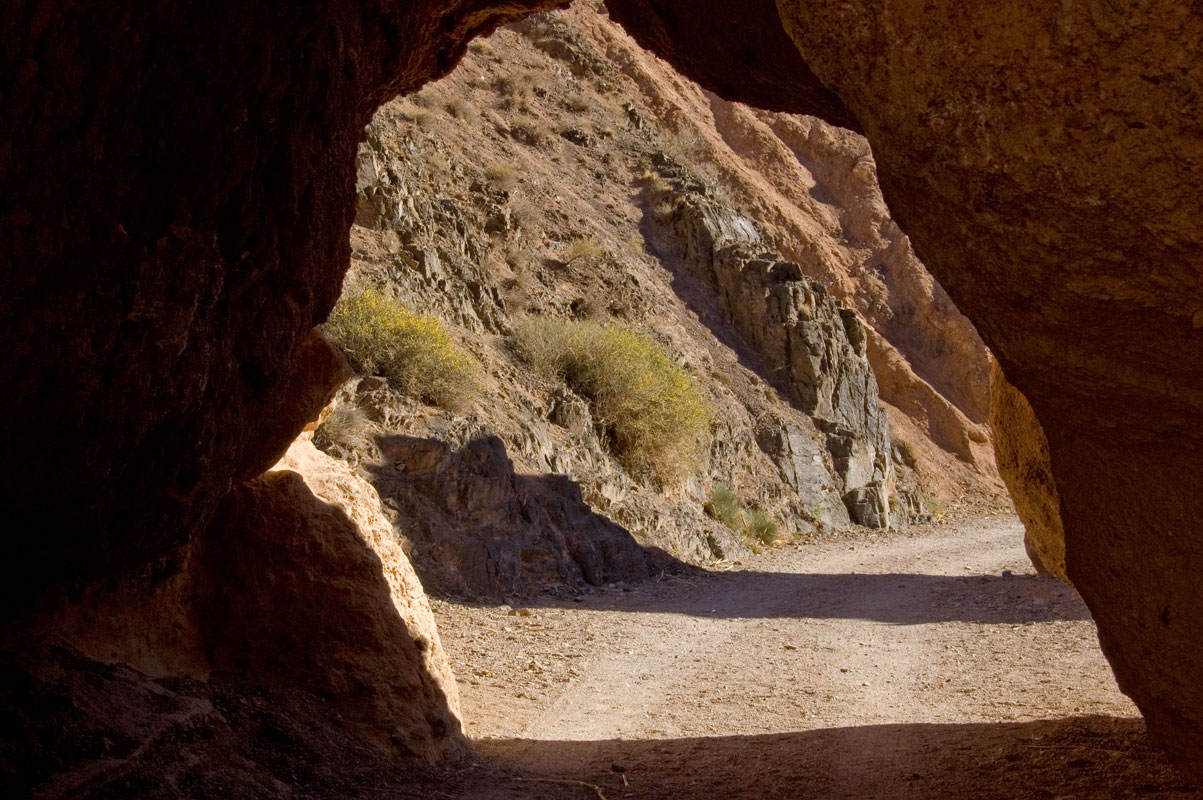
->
[325,2,998,600]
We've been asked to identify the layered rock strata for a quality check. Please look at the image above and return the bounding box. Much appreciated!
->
[647,187,901,527]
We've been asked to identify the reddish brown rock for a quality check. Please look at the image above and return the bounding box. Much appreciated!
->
[0,0,565,613]
[4,0,1203,782]
[26,435,462,762]
[197,437,462,760]
[769,0,1203,778]
[603,0,1203,780]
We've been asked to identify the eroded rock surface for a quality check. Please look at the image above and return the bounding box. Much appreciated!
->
[11,434,462,782]
[5,0,1203,785]
[0,0,565,614]
[200,437,462,760]
[646,185,900,527]
[990,363,1067,583]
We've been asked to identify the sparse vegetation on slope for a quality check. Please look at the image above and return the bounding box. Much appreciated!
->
[514,316,713,483]
[324,289,478,409]
[705,483,780,547]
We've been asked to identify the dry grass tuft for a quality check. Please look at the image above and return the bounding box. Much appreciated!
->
[561,234,606,265]
[486,163,520,193]
[705,483,780,547]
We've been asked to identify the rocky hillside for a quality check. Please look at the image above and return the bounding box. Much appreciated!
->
[320,2,1005,601]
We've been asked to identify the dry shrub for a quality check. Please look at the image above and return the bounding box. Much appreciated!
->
[513,317,713,482]
[444,96,476,122]
[561,234,606,265]
[493,70,540,100]
[323,289,478,409]
[510,119,550,148]
[486,163,519,193]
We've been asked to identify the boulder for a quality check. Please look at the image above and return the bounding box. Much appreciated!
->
[842,483,889,529]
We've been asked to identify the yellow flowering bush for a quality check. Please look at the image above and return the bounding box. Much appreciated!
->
[324,289,478,409]
[514,316,713,482]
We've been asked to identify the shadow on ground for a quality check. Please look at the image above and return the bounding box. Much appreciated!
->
[518,570,1091,625]
[443,716,1199,800]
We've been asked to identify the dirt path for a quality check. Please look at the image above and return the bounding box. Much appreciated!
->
[426,514,1199,799]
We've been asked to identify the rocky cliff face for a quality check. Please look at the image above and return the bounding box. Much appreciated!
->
[646,187,900,527]
[318,6,971,603]
[768,1,1203,779]
[610,0,1203,780]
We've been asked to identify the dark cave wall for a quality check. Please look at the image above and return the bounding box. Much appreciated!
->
[0,0,563,610]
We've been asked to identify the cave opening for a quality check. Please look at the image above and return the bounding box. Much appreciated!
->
[300,6,1189,797]
[4,0,1203,796]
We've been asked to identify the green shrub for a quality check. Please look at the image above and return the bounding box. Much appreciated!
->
[323,289,478,409]
[745,508,780,546]
[513,317,713,481]
[705,483,780,547]
[704,483,743,530]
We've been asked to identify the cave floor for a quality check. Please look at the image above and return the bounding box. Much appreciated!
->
[420,513,1200,799]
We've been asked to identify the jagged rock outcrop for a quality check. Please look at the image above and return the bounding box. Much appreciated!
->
[647,188,900,527]
[311,376,736,600]
[314,387,658,600]
[990,363,1067,583]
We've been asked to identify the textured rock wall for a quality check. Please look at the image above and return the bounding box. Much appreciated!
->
[989,363,1067,583]
[605,0,1203,780]
[24,434,462,762]
[769,0,1203,779]
[315,380,659,601]
[5,0,1203,781]
[200,437,462,759]
[0,0,564,614]
[648,188,899,527]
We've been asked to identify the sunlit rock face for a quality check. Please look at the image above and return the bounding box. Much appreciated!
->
[0,0,564,612]
[989,363,1067,584]
[607,0,1203,781]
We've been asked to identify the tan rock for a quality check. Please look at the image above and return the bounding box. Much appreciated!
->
[195,436,462,760]
[989,363,1067,584]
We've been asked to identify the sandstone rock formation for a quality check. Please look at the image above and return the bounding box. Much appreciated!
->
[769,2,1203,778]
[15,434,462,772]
[201,436,462,759]
[0,0,566,615]
[327,9,966,603]
[989,363,1067,583]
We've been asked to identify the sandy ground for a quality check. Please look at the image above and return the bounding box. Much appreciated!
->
[418,514,1200,799]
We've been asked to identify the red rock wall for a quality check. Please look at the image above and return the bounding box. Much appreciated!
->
[4,0,1203,782]
[606,0,1203,780]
